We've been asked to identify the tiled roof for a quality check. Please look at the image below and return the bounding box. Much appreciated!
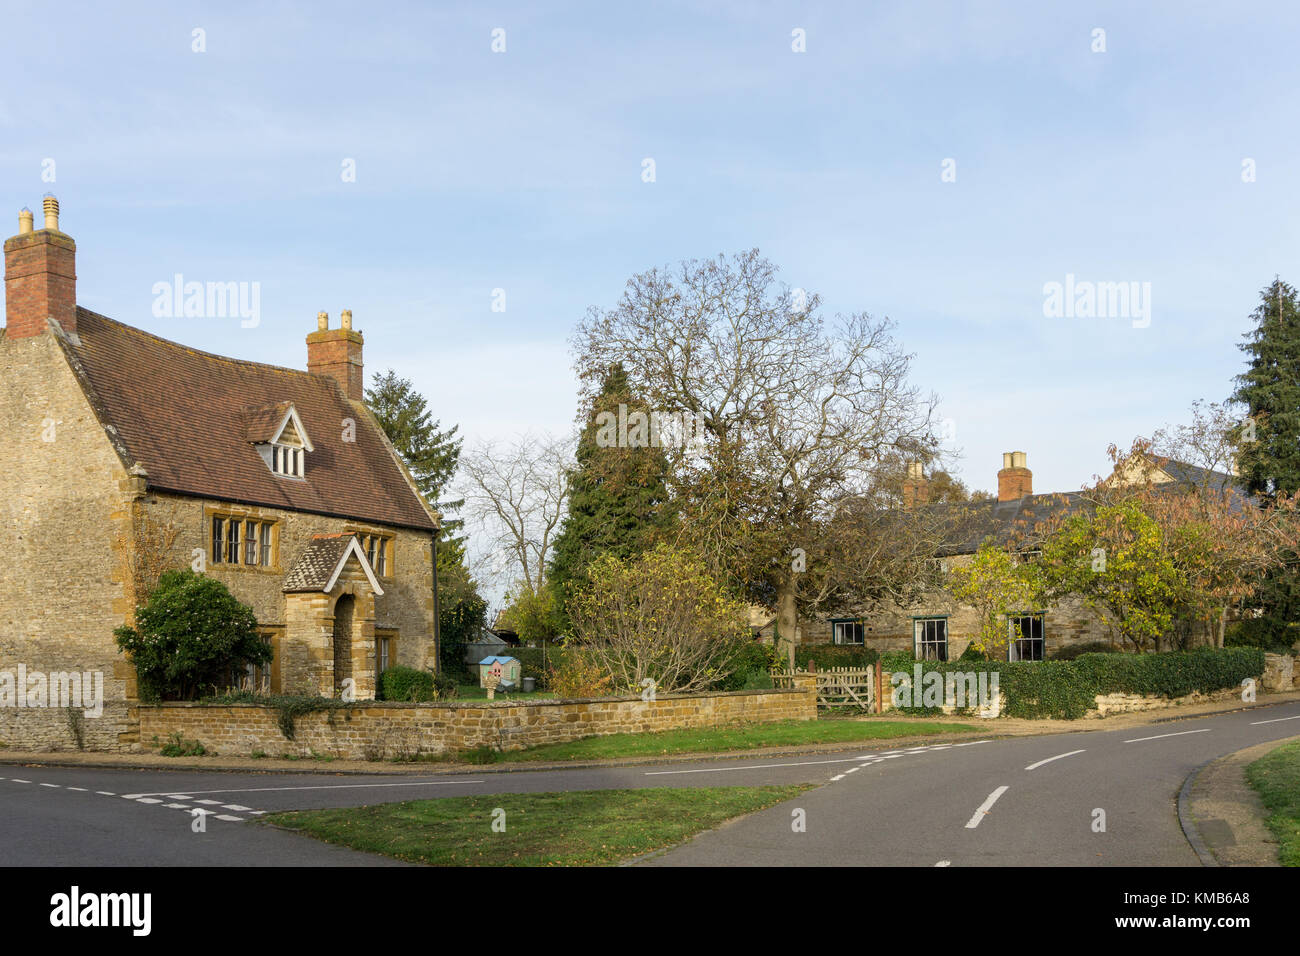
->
[241,401,295,444]
[283,534,358,592]
[62,309,437,531]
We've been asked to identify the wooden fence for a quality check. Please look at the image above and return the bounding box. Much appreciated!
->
[772,666,876,712]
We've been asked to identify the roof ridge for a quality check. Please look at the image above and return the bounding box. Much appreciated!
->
[75,307,330,384]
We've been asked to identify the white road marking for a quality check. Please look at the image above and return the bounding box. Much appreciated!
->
[830,774,846,781]
[965,786,1009,829]
[163,802,190,809]
[845,767,861,774]
[646,758,867,776]
[125,779,486,797]
[135,798,164,804]
[96,791,115,796]
[222,804,253,812]
[952,740,992,747]
[214,814,245,822]
[39,783,59,788]
[935,860,951,867]
[66,787,86,792]
[1024,749,1086,771]
[195,799,223,805]
[1251,715,1300,726]
[12,779,30,784]
[1124,729,1212,744]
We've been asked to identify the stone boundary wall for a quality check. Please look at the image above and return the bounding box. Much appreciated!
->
[0,704,136,753]
[138,686,817,759]
[1088,686,1245,718]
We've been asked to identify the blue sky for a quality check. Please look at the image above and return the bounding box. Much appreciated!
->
[2,1,1297,497]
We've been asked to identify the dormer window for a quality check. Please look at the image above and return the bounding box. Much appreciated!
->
[243,401,314,480]
[272,442,304,477]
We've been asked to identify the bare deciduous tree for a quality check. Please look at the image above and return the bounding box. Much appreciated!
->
[458,434,573,594]
[572,250,942,657]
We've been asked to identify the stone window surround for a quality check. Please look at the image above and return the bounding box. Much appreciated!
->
[204,505,282,574]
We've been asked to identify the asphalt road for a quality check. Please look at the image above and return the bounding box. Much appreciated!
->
[3,700,1298,866]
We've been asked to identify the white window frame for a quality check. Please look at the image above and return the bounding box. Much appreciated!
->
[914,617,948,662]
[1008,613,1045,662]
[832,620,864,645]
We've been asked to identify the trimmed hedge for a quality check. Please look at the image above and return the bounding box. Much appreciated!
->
[795,645,880,669]
[880,647,1266,720]
[378,666,437,702]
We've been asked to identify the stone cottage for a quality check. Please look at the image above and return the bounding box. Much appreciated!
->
[0,196,440,750]
[784,450,1245,662]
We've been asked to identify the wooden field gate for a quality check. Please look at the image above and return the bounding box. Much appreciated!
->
[772,665,877,712]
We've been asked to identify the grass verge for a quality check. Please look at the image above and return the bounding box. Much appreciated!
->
[1245,737,1300,866]
[446,717,983,764]
[266,785,812,865]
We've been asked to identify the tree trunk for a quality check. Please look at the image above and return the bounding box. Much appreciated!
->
[776,581,799,669]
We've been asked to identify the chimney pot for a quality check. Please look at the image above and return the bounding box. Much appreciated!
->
[42,194,59,231]
[341,309,352,330]
[997,450,1033,502]
[5,196,77,338]
[317,311,329,331]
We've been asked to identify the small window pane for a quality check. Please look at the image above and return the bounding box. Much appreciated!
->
[260,523,272,566]
[245,521,258,564]
[228,520,240,564]
[212,517,224,564]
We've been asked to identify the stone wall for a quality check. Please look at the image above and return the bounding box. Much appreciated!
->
[0,332,136,749]
[1088,686,1244,717]
[138,686,817,760]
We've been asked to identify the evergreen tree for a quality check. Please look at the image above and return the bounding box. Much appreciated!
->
[365,370,485,667]
[548,364,677,621]
[1229,279,1300,649]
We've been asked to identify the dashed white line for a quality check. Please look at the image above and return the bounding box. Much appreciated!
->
[965,786,1009,829]
[125,779,486,797]
[214,814,245,822]
[66,787,86,792]
[935,860,951,867]
[12,779,30,784]
[1024,749,1086,771]
[1251,715,1300,726]
[1124,729,1211,744]
[95,791,114,796]
[39,783,60,788]
[646,758,864,776]
[830,774,846,781]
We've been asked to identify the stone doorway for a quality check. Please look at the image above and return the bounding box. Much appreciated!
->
[333,593,355,695]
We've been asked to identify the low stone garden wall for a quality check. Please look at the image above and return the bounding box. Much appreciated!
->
[137,685,817,760]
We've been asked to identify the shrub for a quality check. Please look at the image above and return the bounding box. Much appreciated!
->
[716,641,785,691]
[567,545,751,693]
[1048,641,1118,661]
[513,645,567,688]
[549,651,615,699]
[379,666,436,702]
[885,647,1266,720]
[1226,618,1299,655]
[114,570,269,701]
[794,645,880,670]
[958,643,990,662]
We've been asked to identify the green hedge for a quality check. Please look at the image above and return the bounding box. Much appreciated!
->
[378,666,437,702]
[880,647,1266,720]
[794,645,880,669]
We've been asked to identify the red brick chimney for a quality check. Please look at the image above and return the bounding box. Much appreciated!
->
[307,310,364,400]
[4,195,77,338]
[902,461,929,509]
[997,451,1032,502]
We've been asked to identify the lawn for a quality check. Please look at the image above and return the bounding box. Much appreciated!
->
[1245,737,1300,866]
[441,716,982,764]
[266,786,812,865]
